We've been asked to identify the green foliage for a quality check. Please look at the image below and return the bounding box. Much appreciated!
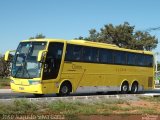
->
[0,99,37,114]
[29,33,46,39]
[140,96,160,103]
[48,100,77,112]
[76,22,158,51]
[0,56,10,78]
[0,77,10,88]
[0,98,160,115]
[13,99,37,114]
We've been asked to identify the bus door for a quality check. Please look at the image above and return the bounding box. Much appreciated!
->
[43,42,64,80]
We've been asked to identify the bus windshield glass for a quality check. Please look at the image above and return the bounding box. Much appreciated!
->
[12,42,47,78]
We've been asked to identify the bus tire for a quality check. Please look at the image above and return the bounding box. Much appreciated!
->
[121,82,129,94]
[131,82,138,94]
[34,94,44,97]
[57,82,71,96]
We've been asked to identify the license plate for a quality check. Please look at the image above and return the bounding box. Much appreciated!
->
[19,87,24,90]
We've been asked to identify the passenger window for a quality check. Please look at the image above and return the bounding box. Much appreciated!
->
[65,44,83,61]
[92,48,99,62]
[73,45,82,61]
[145,55,153,67]
[136,54,144,66]
[113,51,126,64]
[99,49,113,63]
[127,53,136,65]
[65,44,74,61]
[83,47,92,62]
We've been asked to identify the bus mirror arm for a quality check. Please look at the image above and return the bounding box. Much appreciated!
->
[37,50,48,63]
[4,50,16,62]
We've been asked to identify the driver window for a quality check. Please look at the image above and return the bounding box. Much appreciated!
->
[43,42,64,80]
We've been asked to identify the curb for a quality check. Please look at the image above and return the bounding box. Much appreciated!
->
[0,94,141,102]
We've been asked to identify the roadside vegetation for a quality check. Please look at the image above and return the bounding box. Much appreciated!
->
[0,97,160,120]
[0,77,10,89]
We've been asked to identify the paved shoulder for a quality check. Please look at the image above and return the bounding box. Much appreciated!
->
[0,89,12,93]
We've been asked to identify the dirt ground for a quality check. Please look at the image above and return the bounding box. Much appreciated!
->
[78,99,160,120]
[79,115,160,120]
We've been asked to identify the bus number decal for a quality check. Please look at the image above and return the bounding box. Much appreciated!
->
[116,68,126,72]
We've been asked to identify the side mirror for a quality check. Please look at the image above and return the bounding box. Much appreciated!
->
[4,50,15,62]
[37,50,47,62]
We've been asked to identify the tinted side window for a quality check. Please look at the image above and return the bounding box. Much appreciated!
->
[127,53,136,65]
[65,44,83,61]
[83,47,92,62]
[65,44,74,61]
[145,55,153,67]
[92,48,99,62]
[99,49,113,63]
[136,54,145,66]
[73,45,82,61]
[113,51,126,64]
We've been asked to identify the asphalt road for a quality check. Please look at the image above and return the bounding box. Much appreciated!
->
[1,89,160,99]
[0,89,120,99]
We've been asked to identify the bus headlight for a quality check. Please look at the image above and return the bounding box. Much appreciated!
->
[29,80,41,85]
[10,80,14,83]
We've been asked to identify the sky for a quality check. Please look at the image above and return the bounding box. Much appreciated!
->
[0,0,160,59]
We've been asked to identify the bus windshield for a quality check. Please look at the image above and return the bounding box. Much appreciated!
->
[12,42,47,78]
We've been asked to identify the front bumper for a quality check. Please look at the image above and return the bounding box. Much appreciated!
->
[11,83,43,94]
[10,81,59,94]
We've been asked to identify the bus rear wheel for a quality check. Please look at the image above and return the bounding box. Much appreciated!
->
[57,82,71,97]
[121,82,129,94]
[131,82,138,94]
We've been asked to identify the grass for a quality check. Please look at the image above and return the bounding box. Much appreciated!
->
[140,96,160,102]
[48,100,98,115]
[0,99,37,114]
[41,99,160,115]
[0,98,160,119]
[0,77,10,88]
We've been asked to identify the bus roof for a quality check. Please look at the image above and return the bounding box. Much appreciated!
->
[21,38,153,55]
[22,38,66,42]
[68,40,153,55]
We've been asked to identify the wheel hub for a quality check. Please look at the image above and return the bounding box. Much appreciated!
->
[123,85,128,91]
[61,86,68,94]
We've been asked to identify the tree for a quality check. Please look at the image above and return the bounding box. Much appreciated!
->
[0,55,10,78]
[87,29,99,42]
[133,31,158,50]
[29,33,46,39]
[77,22,158,51]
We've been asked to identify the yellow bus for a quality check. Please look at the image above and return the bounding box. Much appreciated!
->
[5,39,154,96]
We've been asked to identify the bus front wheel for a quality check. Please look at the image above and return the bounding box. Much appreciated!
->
[57,82,71,96]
